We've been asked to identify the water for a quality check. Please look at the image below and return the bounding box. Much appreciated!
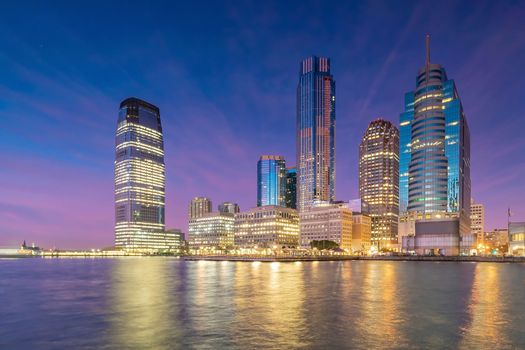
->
[0,258,524,349]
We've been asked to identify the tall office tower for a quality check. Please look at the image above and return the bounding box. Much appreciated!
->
[399,92,414,215]
[257,155,286,207]
[285,167,297,209]
[359,119,400,249]
[189,197,212,220]
[114,97,166,251]
[218,202,240,214]
[400,36,472,255]
[470,200,485,246]
[296,56,336,212]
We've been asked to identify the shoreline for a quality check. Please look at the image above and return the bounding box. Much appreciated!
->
[183,255,525,263]
[2,254,525,263]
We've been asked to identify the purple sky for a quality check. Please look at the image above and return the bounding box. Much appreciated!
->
[1,1,524,249]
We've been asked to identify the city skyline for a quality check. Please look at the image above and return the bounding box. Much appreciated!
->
[1,1,525,248]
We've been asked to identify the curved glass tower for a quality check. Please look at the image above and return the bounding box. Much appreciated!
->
[406,36,470,218]
[296,56,336,211]
[114,97,166,251]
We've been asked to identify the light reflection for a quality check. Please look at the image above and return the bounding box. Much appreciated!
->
[357,262,405,347]
[234,261,308,348]
[459,264,509,349]
[107,258,172,348]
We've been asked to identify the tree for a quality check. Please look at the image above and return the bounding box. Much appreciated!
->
[310,240,339,250]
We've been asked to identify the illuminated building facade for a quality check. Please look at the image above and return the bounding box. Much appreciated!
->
[114,97,168,251]
[189,197,212,220]
[470,200,485,245]
[509,222,525,256]
[218,202,240,214]
[299,203,352,250]
[483,228,509,253]
[359,119,399,249]
[296,56,336,212]
[400,36,472,256]
[399,92,414,214]
[285,167,297,209]
[352,214,372,253]
[234,206,299,248]
[188,212,235,248]
[257,155,286,207]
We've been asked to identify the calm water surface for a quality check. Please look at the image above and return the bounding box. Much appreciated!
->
[0,258,524,349]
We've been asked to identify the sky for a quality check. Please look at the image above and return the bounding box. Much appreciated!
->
[1,0,524,249]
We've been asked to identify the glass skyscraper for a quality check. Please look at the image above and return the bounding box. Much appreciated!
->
[296,56,336,211]
[403,36,470,221]
[114,97,166,251]
[257,155,286,207]
[399,36,472,255]
[359,119,399,248]
[285,167,297,209]
[399,92,414,215]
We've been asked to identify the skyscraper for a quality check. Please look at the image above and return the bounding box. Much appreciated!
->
[257,155,286,207]
[359,119,400,249]
[218,201,240,214]
[399,92,414,215]
[296,56,336,211]
[285,167,297,209]
[114,97,166,251]
[400,36,472,255]
[189,197,212,220]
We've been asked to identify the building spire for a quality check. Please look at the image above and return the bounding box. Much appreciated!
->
[425,34,431,65]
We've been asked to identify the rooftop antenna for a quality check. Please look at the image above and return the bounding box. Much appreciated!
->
[425,34,431,65]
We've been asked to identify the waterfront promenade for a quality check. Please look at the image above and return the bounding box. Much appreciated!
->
[184,255,525,263]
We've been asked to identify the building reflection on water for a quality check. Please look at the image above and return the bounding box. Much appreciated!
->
[232,261,308,348]
[459,264,510,349]
[99,259,524,349]
[356,262,406,348]
[107,258,174,349]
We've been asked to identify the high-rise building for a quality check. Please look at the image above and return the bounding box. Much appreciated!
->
[285,167,297,209]
[299,202,352,250]
[296,56,336,212]
[399,92,414,215]
[257,155,286,207]
[188,212,235,248]
[218,202,240,214]
[189,197,212,220]
[234,206,299,248]
[470,200,485,246]
[400,36,472,256]
[359,119,399,249]
[114,97,167,251]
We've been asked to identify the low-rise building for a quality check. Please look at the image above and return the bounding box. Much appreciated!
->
[164,228,185,254]
[188,212,235,248]
[508,222,524,256]
[299,203,352,250]
[352,214,371,252]
[234,206,299,248]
